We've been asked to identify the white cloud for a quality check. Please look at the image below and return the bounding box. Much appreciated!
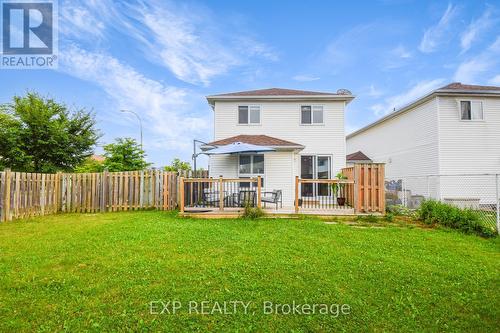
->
[60,0,277,86]
[121,1,277,86]
[367,85,384,98]
[370,79,445,116]
[454,37,500,83]
[392,45,412,59]
[384,45,413,69]
[58,45,209,152]
[489,75,500,85]
[60,0,119,40]
[60,6,105,39]
[419,4,459,53]
[292,74,320,82]
[460,6,496,53]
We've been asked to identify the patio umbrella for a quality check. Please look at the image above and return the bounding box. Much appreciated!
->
[203,142,275,155]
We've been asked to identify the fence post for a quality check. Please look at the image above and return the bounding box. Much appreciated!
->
[2,169,11,222]
[219,176,224,211]
[353,164,360,213]
[295,176,299,214]
[100,170,108,212]
[257,176,262,209]
[496,174,499,235]
[179,177,185,213]
[378,164,385,214]
[41,173,46,215]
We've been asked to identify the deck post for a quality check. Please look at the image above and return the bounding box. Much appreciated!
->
[257,176,262,208]
[179,177,185,213]
[219,176,224,211]
[294,176,299,214]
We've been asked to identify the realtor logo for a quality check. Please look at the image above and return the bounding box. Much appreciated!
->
[1,0,58,68]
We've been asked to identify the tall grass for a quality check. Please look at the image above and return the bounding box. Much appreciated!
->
[418,200,496,237]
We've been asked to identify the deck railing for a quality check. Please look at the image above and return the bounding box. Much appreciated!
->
[294,177,355,213]
[180,176,262,212]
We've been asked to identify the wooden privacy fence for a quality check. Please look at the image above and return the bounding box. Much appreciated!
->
[0,169,179,222]
[342,163,385,213]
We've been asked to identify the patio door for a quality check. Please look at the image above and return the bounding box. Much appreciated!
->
[300,155,331,197]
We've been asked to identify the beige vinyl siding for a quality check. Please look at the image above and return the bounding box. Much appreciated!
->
[438,96,500,174]
[437,96,500,203]
[264,151,295,206]
[208,155,238,178]
[347,98,440,182]
[214,100,346,173]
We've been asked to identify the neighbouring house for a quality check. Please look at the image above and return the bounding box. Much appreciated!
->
[90,154,105,162]
[347,82,500,206]
[202,88,354,206]
[346,151,372,166]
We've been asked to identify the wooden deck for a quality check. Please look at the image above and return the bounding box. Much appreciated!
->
[179,206,356,218]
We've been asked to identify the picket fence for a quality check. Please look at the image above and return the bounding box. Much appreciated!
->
[0,169,210,222]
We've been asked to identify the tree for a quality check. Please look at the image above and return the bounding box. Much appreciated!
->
[102,138,151,171]
[0,92,100,172]
[74,157,105,173]
[164,158,191,172]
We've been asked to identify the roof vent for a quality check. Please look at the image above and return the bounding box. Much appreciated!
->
[336,89,352,95]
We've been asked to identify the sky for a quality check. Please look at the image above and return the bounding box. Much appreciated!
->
[1,0,499,168]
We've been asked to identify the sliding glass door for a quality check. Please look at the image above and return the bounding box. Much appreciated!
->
[300,155,331,197]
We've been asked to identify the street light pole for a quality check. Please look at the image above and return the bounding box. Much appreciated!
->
[120,109,143,150]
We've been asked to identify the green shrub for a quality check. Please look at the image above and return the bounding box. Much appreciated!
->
[386,205,413,216]
[385,212,395,222]
[417,200,496,238]
[241,204,265,219]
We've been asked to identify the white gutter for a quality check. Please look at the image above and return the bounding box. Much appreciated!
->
[206,94,355,110]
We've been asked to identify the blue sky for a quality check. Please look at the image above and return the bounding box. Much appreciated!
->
[1,0,499,168]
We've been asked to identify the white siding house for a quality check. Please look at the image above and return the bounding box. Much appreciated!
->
[347,83,500,205]
[203,88,354,206]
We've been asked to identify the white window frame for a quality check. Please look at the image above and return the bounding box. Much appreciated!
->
[238,154,265,186]
[458,100,484,121]
[237,105,261,125]
[300,105,324,125]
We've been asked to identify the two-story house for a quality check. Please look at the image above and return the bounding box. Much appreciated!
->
[347,82,500,203]
[202,88,355,206]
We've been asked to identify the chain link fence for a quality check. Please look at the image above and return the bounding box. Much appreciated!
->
[385,174,499,232]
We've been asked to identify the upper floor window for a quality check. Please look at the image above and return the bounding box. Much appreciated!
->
[238,105,260,124]
[460,101,483,120]
[301,105,324,124]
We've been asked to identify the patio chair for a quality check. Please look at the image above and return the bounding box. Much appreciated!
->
[261,190,282,209]
[232,190,257,207]
[202,189,222,207]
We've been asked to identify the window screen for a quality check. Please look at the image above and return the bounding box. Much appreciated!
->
[312,106,324,123]
[238,106,248,124]
[301,106,312,124]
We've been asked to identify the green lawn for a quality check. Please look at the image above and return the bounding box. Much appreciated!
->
[0,212,498,332]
